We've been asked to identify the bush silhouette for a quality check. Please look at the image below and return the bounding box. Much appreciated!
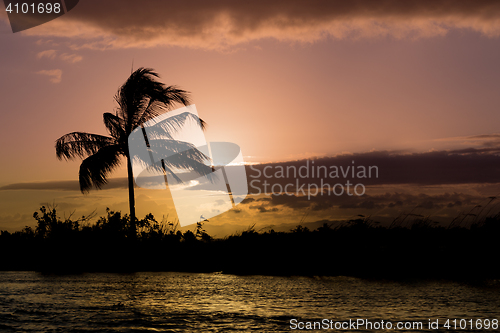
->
[1,204,500,280]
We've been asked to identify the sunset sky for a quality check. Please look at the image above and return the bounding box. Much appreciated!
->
[1,1,500,234]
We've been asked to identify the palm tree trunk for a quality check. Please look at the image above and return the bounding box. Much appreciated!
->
[126,155,136,237]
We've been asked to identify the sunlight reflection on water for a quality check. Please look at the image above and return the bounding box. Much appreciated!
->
[0,272,499,332]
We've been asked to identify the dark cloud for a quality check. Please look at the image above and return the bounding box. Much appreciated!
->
[246,147,500,195]
[240,197,256,204]
[250,205,280,213]
[447,201,462,208]
[240,191,489,220]
[339,200,385,210]
[20,0,500,49]
[0,177,128,191]
[388,201,404,208]
[3,145,500,196]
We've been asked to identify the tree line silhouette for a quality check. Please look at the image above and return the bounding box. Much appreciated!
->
[1,204,499,281]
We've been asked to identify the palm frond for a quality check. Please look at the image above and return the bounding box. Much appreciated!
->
[115,68,164,128]
[131,140,215,185]
[134,85,191,126]
[138,157,216,185]
[142,112,205,140]
[56,132,115,161]
[114,67,192,132]
[79,144,122,193]
[103,112,126,140]
[162,149,216,183]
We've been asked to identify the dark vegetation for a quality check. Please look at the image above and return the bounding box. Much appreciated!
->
[1,205,500,281]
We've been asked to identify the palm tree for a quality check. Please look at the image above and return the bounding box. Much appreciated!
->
[55,68,212,236]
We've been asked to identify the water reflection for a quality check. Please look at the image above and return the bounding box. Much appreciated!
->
[0,272,500,332]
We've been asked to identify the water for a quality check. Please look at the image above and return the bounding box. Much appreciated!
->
[0,272,499,332]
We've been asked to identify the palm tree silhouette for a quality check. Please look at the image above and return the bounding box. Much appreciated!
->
[55,68,212,236]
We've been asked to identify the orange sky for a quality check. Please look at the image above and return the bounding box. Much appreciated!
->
[1,1,500,233]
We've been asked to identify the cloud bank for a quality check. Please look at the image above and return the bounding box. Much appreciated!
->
[243,147,500,195]
[0,178,128,191]
[5,140,499,192]
[18,0,500,49]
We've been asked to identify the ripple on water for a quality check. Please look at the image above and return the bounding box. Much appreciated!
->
[0,272,500,332]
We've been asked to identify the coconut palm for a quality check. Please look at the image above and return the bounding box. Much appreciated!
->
[55,67,212,236]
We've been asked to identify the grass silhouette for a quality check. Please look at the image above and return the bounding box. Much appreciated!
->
[1,204,500,281]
